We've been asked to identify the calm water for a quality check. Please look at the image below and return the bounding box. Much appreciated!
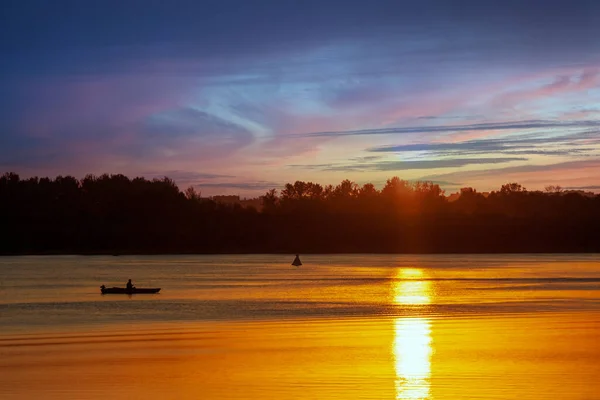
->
[1,254,600,399]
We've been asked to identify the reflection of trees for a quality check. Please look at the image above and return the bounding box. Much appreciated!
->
[1,172,599,254]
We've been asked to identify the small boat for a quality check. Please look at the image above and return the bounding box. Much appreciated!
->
[291,254,302,267]
[100,285,161,294]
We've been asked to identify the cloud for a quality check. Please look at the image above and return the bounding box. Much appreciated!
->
[140,107,255,154]
[500,149,590,156]
[417,115,482,120]
[0,76,257,173]
[425,158,600,177]
[135,170,281,195]
[565,185,600,191]
[194,181,282,191]
[144,108,251,138]
[140,170,281,194]
[290,157,526,172]
[373,158,527,171]
[348,155,384,162]
[142,170,234,182]
[418,158,600,191]
[301,119,600,138]
[492,70,600,108]
[366,128,600,157]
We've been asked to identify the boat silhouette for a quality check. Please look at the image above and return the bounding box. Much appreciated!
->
[292,254,302,267]
[100,285,161,294]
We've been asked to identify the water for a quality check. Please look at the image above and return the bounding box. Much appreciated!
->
[1,254,599,399]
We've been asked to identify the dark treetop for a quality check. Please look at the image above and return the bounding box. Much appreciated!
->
[1,172,599,254]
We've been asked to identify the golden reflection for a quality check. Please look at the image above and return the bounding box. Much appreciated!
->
[393,268,432,305]
[393,268,432,399]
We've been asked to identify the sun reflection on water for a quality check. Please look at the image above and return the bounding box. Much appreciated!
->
[393,268,433,400]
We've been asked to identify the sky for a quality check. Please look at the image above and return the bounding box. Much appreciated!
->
[1,0,600,196]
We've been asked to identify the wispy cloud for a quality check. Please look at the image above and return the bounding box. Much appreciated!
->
[194,181,282,191]
[142,171,281,194]
[422,158,600,178]
[565,185,600,190]
[367,128,600,156]
[290,157,526,172]
[418,158,600,191]
[300,120,600,138]
[142,170,234,182]
[492,70,600,108]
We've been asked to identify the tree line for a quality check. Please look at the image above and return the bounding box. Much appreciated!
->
[1,172,599,254]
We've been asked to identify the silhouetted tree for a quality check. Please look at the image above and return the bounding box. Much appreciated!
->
[1,172,599,254]
[261,189,279,213]
[545,185,563,194]
[500,182,526,194]
[185,186,201,201]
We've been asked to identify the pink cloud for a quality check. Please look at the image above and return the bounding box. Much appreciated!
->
[439,129,509,143]
[492,69,600,109]
[561,108,600,120]
[1,81,266,185]
[422,159,600,192]
[400,67,598,127]
[359,66,600,145]
[19,75,194,138]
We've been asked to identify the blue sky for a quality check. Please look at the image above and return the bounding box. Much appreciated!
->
[1,0,599,195]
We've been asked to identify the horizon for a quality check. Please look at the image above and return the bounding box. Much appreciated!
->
[3,171,599,199]
[1,0,600,196]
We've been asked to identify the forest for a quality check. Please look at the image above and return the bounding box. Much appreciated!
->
[1,172,599,254]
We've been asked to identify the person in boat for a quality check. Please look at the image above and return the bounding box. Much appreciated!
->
[292,254,302,266]
[126,279,134,290]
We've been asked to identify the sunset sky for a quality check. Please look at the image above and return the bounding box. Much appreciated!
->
[1,0,600,196]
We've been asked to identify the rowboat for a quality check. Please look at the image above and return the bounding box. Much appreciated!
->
[100,285,161,294]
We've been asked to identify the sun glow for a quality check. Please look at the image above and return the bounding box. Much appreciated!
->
[393,268,433,399]
[394,268,432,305]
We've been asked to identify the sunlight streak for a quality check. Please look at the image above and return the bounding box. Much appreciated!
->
[393,268,432,399]
[393,268,432,305]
